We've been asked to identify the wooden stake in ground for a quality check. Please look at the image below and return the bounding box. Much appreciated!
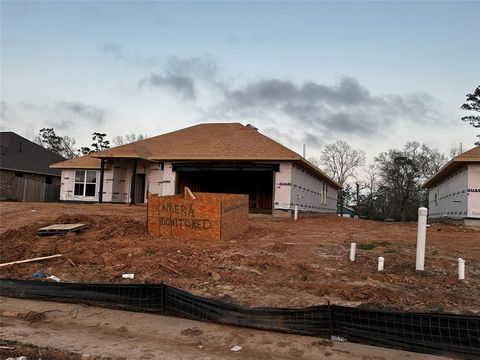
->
[0,254,62,267]
[184,186,196,200]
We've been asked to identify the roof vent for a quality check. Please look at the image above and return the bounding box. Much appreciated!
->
[246,124,258,131]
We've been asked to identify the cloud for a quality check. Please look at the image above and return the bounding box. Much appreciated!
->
[99,45,441,144]
[137,55,220,100]
[139,73,196,100]
[164,55,218,81]
[223,77,371,107]
[56,101,106,123]
[226,35,240,46]
[100,43,218,100]
[211,76,440,138]
[2,101,107,134]
[102,42,125,60]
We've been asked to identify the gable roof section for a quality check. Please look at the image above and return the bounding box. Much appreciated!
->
[47,155,102,170]
[51,123,341,189]
[423,145,480,188]
[0,132,66,176]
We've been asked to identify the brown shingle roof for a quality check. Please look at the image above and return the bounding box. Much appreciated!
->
[50,155,101,169]
[423,145,480,188]
[95,123,300,160]
[51,123,341,188]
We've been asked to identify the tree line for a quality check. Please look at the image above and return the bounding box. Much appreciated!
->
[34,128,148,159]
[310,140,449,221]
[311,85,479,221]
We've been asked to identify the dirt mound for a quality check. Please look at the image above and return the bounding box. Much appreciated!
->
[1,203,479,313]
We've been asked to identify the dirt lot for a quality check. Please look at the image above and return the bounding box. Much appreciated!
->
[0,297,451,360]
[1,202,479,313]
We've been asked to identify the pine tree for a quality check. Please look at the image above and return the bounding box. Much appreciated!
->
[461,86,480,145]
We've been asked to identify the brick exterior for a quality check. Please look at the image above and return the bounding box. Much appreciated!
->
[147,192,249,241]
[0,170,17,200]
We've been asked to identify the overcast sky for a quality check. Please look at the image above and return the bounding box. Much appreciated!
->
[1,1,479,164]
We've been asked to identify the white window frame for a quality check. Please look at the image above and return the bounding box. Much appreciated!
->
[321,182,327,205]
[74,170,97,197]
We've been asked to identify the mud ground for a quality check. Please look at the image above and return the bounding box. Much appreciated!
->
[0,297,452,360]
[1,202,479,313]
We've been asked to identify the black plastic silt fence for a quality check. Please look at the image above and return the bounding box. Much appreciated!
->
[1,279,479,358]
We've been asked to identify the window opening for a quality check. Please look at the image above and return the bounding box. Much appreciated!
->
[74,170,96,196]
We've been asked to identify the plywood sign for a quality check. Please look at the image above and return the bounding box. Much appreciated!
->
[148,191,248,241]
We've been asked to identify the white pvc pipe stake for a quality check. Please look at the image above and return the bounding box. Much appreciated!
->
[458,258,465,280]
[349,243,356,262]
[416,207,428,271]
[294,205,298,221]
[378,256,384,271]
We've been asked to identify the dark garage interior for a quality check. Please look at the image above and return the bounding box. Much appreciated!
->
[174,162,277,213]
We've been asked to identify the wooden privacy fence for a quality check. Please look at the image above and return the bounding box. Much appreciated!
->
[15,178,60,202]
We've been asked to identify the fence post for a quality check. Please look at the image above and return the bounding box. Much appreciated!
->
[160,282,165,312]
[328,301,333,338]
[416,207,428,271]
[294,205,298,221]
[349,243,356,261]
[378,256,384,271]
[458,258,465,280]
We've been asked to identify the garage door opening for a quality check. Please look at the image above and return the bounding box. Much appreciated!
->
[173,163,277,213]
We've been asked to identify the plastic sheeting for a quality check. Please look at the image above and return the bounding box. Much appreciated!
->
[1,279,478,358]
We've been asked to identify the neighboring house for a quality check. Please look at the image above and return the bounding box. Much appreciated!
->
[0,132,66,202]
[423,145,480,227]
[339,206,356,218]
[51,123,341,214]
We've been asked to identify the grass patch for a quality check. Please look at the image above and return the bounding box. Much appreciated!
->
[358,243,376,250]
[385,249,401,254]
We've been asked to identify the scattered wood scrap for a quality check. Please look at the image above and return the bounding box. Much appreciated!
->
[36,223,89,236]
[66,258,77,267]
[159,262,182,276]
[0,254,62,268]
[0,346,15,350]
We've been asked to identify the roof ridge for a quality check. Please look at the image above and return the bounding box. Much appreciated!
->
[423,145,480,188]
[454,145,480,160]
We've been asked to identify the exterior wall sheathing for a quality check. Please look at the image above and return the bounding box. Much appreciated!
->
[290,164,337,213]
[428,165,469,219]
[58,160,339,215]
[273,162,293,211]
[467,164,480,219]
[428,164,480,222]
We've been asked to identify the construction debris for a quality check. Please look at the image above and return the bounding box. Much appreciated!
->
[159,262,181,276]
[0,254,62,268]
[36,223,89,236]
[33,270,46,278]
